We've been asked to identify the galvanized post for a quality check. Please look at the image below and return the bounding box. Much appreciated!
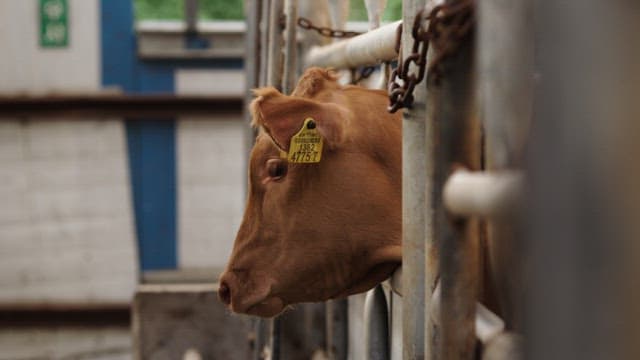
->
[477,0,533,332]
[326,299,349,360]
[259,0,271,87]
[528,1,640,359]
[401,0,427,359]
[267,0,285,90]
[282,0,298,93]
[365,285,390,360]
[429,0,480,358]
[184,0,198,34]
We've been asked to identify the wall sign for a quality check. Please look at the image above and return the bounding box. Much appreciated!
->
[40,0,69,48]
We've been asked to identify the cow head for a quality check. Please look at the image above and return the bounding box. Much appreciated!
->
[219,68,402,317]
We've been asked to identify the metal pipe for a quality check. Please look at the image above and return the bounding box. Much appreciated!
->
[443,170,524,219]
[364,285,390,360]
[429,280,506,345]
[478,0,533,331]
[326,299,348,360]
[266,0,285,90]
[401,1,427,359]
[282,0,298,93]
[184,0,198,34]
[304,20,401,68]
[259,0,271,87]
[430,0,480,357]
[365,0,388,30]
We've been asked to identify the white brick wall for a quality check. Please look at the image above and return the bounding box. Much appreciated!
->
[0,119,137,305]
[177,117,245,269]
[0,0,100,94]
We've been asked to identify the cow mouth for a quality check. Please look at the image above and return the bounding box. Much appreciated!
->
[244,295,286,318]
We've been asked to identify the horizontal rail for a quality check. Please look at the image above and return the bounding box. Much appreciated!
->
[305,20,401,68]
[443,169,524,219]
[0,95,243,118]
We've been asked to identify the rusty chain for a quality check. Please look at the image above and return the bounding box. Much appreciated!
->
[297,17,377,84]
[387,0,475,113]
[297,17,362,39]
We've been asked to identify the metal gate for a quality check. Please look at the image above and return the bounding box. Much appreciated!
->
[249,0,640,359]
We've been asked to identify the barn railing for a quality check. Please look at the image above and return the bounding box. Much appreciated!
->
[252,0,640,358]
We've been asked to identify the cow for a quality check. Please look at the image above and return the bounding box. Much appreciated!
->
[218,68,402,318]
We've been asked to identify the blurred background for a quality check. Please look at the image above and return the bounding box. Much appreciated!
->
[0,1,401,358]
[2,0,638,359]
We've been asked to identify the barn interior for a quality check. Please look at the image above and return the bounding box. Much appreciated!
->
[1,1,639,360]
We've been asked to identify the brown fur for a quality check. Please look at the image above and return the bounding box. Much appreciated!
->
[219,68,402,317]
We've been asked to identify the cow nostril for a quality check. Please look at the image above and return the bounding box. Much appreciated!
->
[218,281,231,306]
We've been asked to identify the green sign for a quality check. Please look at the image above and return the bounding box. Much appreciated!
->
[40,0,69,48]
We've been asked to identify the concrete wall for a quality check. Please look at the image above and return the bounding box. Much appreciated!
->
[176,69,245,270]
[0,0,137,305]
[0,0,100,94]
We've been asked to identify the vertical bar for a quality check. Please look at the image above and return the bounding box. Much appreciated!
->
[365,285,390,360]
[266,1,285,357]
[430,1,480,358]
[528,1,640,359]
[282,0,298,93]
[477,0,533,330]
[266,0,285,90]
[244,0,261,189]
[184,0,198,34]
[259,0,271,87]
[401,0,427,359]
[245,2,264,357]
[326,299,349,360]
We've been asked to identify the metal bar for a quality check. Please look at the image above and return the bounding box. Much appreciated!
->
[326,299,348,360]
[266,0,285,90]
[365,0,388,30]
[401,1,427,359]
[430,0,480,358]
[478,0,533,331]
[429,281,506,345]
[265,1,285,357]
[305,20,400,69]
[0,95,243,118]
[259,0,271,87]
[184,0,199,34]
[282,0,298,93]
[443,170,524,219]
[528,1,640,359]
[364,285,390,360]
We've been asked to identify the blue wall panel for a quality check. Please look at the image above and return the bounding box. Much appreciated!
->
[100,0,243,271]
[101,0,177,270]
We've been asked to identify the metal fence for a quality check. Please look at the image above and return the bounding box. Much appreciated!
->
[249,0,640,359]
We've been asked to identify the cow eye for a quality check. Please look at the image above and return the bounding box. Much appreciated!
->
[266,159,287,180]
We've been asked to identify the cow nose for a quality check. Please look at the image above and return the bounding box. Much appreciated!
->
[218,280,231,306]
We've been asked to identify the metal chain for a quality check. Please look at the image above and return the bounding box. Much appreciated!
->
[297,17,362,39]
[387,0,475,113]
[297,17,376,84]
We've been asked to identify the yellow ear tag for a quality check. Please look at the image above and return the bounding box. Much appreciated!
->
[287,118,323,163]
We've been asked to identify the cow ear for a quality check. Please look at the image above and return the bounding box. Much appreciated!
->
[250,87,349,152]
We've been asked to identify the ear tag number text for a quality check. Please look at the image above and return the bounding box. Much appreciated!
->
[287,118,323,163]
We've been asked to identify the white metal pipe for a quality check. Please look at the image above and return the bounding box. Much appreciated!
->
[304,20,401,69]
[443,169,524,219]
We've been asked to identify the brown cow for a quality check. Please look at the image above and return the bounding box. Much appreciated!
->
[218,68,402,317]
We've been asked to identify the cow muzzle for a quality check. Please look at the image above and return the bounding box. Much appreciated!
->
[218,270,285,318]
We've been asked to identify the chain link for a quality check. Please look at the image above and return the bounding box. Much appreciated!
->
[297,17,362,39]
[297,17,376,84]
[387,0,475,113]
